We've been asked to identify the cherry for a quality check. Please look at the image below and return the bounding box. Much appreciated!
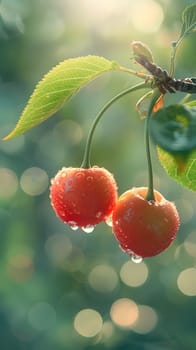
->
[50,166,118,230]
[112,187,180,258]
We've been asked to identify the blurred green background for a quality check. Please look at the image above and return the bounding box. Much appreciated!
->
[0,0,196,349]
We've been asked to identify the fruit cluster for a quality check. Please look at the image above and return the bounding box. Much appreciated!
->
[50,166,180,260]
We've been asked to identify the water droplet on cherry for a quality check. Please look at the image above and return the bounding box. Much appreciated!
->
[81,225,95,233]
[87,176,93,183]
[68,221,79,231]
[131,254,143,264]
[65,179,73,191]
[120,247,143,263]
[75,171,84,179]
[96,211,102,219]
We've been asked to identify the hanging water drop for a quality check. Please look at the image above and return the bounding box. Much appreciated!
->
[105,215,113,227]
[68,221,79,231]
[123,248,143,263]
[131,254,143,264]
[70,225,79,231]
[81,225,95,233]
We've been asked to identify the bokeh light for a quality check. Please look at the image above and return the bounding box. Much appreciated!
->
[88,264,119,293]
[100,321,114,340]
[0,134,25,154]
[7,254,34,282]
[74,309,103,337]
[129,0,164,33]
[0,167,18,199]
[110,298,138,328]
[120,260,148,287]
[28,302,56,331]
[131,305,158,334]
[177,268,196,296]
[20,167,49,196]
[45,233,73,266]
[184,231,196,258]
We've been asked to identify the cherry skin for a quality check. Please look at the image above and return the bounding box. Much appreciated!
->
[112,187,180,258]
[50,166,118,229]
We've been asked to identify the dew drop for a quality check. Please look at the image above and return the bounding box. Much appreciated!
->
[70,225,79,231]
[131,254,143,264]
[105,215,113,227]
[68,221,79,231]
[87,176,93,183]
[121,247,143,263]
[164,217,169,223]
[96,211,103,219]
[75,171,84,179]
[65,179,73,191]
[81,225,95,233]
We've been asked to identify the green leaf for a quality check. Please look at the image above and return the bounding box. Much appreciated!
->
[180,4,196,38]
[170,4,196,77]
[157,148,196,191]
[150,104,196,155]
[186,99,196,107]
[3,56,120,140]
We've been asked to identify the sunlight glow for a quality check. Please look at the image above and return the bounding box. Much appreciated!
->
[129,0,164,33]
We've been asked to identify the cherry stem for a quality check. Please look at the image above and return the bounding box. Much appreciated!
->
[81,82,148,168]
[145,89,161,201]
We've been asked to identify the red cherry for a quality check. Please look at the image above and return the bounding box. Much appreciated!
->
[50,166,118,230]
[112,187,180,258]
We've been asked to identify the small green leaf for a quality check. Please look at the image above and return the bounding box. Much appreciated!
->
[186,99,196,107]
[170,5,196,77]
[3,56,120,140]
[180,4,196,38]
[150,104,196,155]
[157,148,196,191]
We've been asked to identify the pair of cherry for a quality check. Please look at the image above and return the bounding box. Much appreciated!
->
[50,166,180,259]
